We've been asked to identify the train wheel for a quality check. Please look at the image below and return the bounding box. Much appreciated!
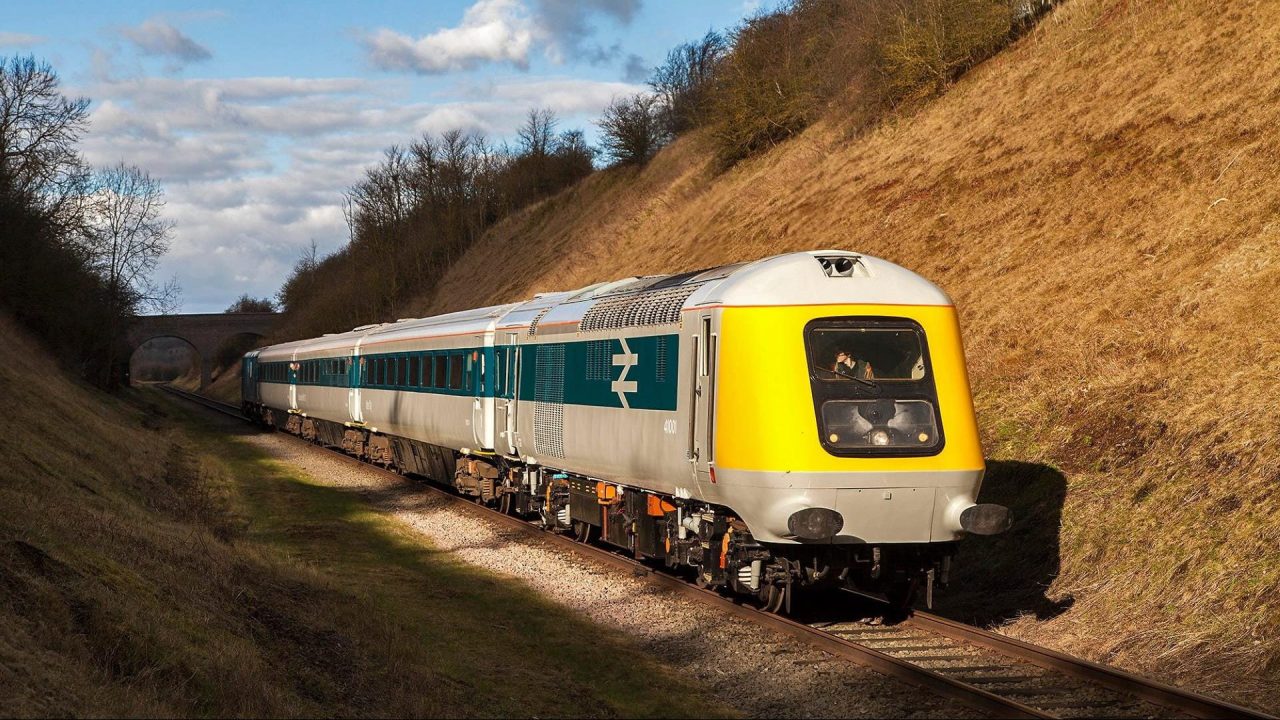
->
[572,520,594,543]
[498,492,513,515]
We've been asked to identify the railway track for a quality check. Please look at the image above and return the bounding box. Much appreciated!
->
[160,385,1273,720]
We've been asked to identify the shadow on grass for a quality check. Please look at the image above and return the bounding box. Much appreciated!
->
[157,398,731,719]
[932,459,1074,626]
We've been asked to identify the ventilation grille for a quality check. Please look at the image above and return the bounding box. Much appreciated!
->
[533,344,565,459]
[528,306,553,337]
[579,284,700,332]
[655,336,668,383]
[585,340,612,381]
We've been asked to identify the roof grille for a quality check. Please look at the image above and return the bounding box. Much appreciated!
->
[579,284,700,332]
[528,306,554,336]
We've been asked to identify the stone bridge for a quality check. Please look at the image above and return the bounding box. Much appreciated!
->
[126,312,278,389]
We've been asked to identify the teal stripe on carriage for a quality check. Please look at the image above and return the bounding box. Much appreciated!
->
[517,334,679,411]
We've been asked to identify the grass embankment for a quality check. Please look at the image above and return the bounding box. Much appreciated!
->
[398,0,1280,708]
[0,315,728,717]
[170,362,241,405]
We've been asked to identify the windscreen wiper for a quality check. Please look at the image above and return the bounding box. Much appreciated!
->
[816,365,877,389]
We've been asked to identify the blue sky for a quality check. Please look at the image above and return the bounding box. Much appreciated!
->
[0,1,761,312]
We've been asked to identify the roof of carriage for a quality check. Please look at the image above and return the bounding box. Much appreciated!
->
[250,251,950,357]
[522,250,951,338]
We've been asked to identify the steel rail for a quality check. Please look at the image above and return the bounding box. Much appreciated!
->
[906,612,1273,720]
[158,385,1275,720]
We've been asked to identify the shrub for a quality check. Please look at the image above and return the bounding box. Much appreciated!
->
[649,30,728,135]
[874,0,1015,103]
[596,94,667,166]
[226,295,276,313]
[697,0,1030,167]
[705,0,879,167]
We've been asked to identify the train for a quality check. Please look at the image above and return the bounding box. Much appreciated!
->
[241,250,1009,612]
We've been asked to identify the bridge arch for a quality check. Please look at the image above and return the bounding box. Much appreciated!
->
[125,312,277,389]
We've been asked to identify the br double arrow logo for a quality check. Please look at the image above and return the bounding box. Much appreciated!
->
[611,338,638,408]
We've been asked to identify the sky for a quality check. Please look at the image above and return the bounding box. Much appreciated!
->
[1,1,761,313]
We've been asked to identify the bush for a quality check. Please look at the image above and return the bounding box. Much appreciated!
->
[596,94,667,166]
[705,0,879,167]
[649,30,728,135]
[695,0,1029,168]
[225,294,276,313]
[875,0,1015,103]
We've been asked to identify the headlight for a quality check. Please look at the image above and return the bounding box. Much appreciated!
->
[787,507,845,540]
[870,429,891,446]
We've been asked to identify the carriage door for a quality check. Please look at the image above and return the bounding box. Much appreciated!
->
[288,355,299,411]
[471,337,486,449]
[495,333,520,456]
[690,315,717,486]
[349,344,364,424]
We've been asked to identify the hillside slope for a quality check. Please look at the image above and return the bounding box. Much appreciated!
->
[409,0,1280,707]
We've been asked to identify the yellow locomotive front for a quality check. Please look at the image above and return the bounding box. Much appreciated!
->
[700,252,1008,605]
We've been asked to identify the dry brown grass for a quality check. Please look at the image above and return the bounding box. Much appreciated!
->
[407,0,1280,709]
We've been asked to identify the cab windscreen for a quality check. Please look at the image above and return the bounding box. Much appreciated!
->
[803,318,944,457]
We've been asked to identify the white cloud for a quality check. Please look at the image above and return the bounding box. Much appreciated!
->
[74,64,644,311]
[119,18,213,63]
[362,0,641,75]
[0,32,46,47]
[364,0,536,74]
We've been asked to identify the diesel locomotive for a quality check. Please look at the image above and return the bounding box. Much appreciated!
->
[242,251,1009,611]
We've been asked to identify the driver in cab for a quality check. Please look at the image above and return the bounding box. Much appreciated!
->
[833,350,874,381]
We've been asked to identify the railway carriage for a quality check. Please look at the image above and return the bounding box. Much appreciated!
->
[242,251,1008,610]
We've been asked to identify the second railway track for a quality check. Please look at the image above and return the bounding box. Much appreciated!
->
[160,385,1273,720]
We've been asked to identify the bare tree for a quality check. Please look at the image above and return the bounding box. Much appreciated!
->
[649,30,728,134]
[0,54,90,222]
[597,93,666,166]
[516,108,557,158]
[275,239,320,313]
[83,162,178,314]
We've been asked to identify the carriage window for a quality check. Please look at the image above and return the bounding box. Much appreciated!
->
[449,354,463,390]
[433,355,446,388]
[409,356,420,387]
[495,349,505,395]
[807,327,927,382]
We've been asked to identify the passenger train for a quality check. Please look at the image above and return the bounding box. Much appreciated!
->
[242,251,1009,611]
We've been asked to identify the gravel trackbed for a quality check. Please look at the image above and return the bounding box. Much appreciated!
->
[241,428,979,719]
